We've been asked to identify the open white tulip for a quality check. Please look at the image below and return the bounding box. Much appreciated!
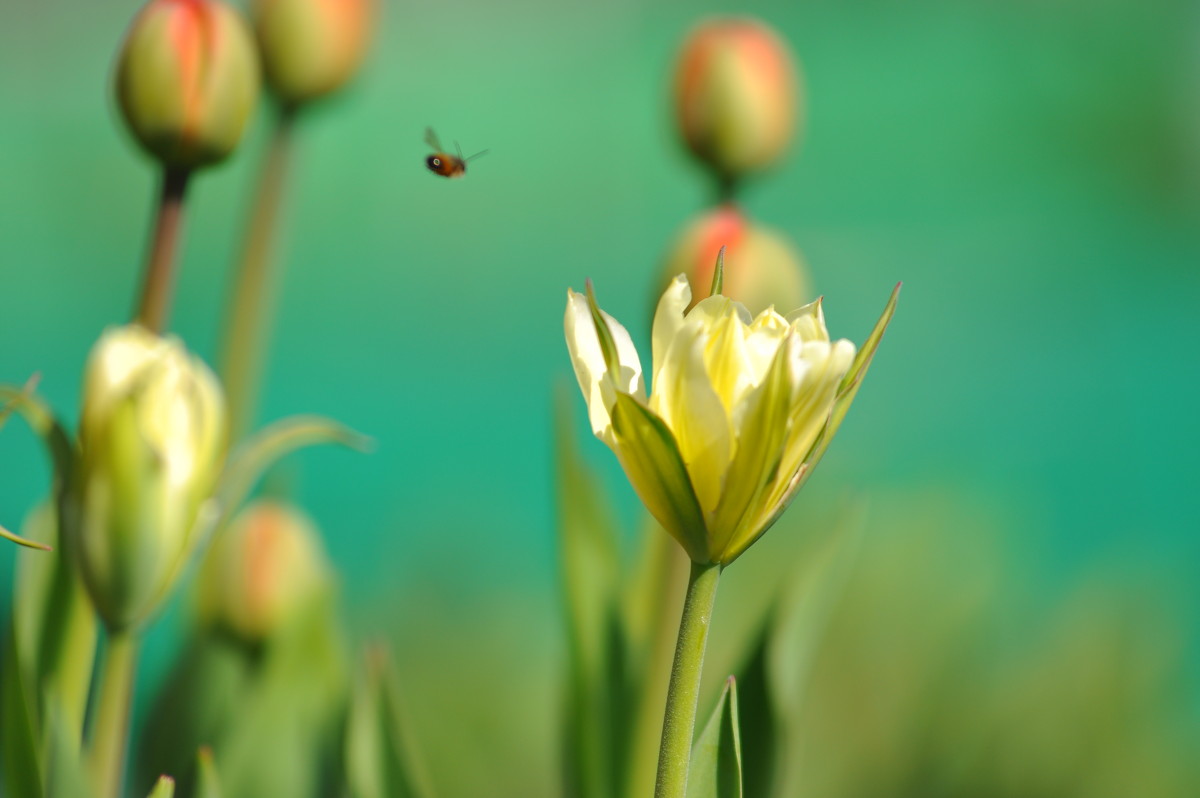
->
[565,274,896,565]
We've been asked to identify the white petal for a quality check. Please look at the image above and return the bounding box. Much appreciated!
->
[651,275,691,388]
[563,289,644,445]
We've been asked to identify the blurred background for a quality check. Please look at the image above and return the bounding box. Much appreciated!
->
[2,0,1198,796]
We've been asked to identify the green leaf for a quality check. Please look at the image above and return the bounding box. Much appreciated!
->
[344,644,435,798]
[734,628,777,798]
[709,246,727,298]
[554,384,628,798]
[43,692,93,798]
[0,622,44,798]
[687,676,743,798]
[0,384,74,487]
[147,775,176,798]
[214,415,371,528]
[610,393,709,563]
[193,746,223,798]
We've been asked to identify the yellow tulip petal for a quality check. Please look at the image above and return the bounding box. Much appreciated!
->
[651,274,692,385]
[651,319,732,514]
[786,297,830,343]
[709,336,796,562]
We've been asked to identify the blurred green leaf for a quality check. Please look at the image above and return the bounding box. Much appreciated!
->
[44,692,93,798]
[734,628,776,798]
[0,622,44,798]
[147,776,176,798]
[193,747,223,798]
[554,385,629,798]
[687,676,743,798]
[344,644,434,798]
[215,415,371,530]
[0,384,74,487]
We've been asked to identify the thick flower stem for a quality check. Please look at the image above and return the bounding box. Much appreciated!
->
[134,167,191,333]
[220,106,297,441]
[88,631,139,798]
[655,560,722,798]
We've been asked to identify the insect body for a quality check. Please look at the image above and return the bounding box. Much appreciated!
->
[424,127,488,178]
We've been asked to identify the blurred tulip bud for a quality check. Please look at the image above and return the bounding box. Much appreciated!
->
[115,0,260,169]
[673,17,801,181]
[252,0,372,107]
[76,325,227,631]
[199,500,329,642]
[661,204,810,315]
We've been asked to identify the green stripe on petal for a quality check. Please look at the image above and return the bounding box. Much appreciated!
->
[709,337,796,563]
[611,393,710,563]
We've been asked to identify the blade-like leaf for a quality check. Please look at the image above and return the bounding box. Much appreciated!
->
[687,676,743,798]
[215,415,371,528]
[0,522,52,550]
[554,384,627,798]
[194,746,223,798]
[0,384,74,485]
[610,393,709,563]
[773,283,900,511]
[735,628,777,798]
[0,623,44,798]
[147,775,176,798]
[44,693,93,798]
[344,644,435,798]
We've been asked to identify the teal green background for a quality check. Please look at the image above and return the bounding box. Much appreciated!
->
[2,0,1199,793]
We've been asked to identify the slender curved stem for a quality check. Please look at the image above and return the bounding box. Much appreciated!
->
[134,168,191,333]
[87,631,139,798]
[220,106,297,441]
[655,560,721,798]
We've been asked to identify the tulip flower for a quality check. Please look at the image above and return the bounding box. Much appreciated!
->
[252,0,372,107]
[567,275,861,566]
[673,17,801,184]
[199,499,329,642]
[565,265,897,798]
[661,203,810,315]
[76,325,226,632]
[115,0,260,169]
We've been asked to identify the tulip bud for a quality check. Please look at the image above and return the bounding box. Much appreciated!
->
[115,0,261,169]
[673,17,801,181]
[252,0,372,107]
[199,500,329,642]
[76,325,226,631]
[661,204,810,315]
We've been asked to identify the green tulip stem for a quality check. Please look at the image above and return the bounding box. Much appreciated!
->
[88,630,140,798]
[134,167,191,333]
[220,105,297,441]
[655,560,722,798]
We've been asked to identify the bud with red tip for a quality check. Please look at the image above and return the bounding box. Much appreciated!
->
[673,17,801,181]
[115,0,261,169]
[252,0,373,107]
[660,204,810,315]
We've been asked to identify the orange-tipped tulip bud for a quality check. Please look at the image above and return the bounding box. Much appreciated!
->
[673,17,801,180]
[199,500,329,642]
[661,204,810,315]
[115,0,260,169]
[253,0,372,107]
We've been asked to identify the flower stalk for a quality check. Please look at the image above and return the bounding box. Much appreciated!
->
[87,631,139,798]
[134,167,191,333]
[655,561,721,798]
[220,106,297,439]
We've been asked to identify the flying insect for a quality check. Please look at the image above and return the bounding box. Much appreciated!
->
[424,128,488,178]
